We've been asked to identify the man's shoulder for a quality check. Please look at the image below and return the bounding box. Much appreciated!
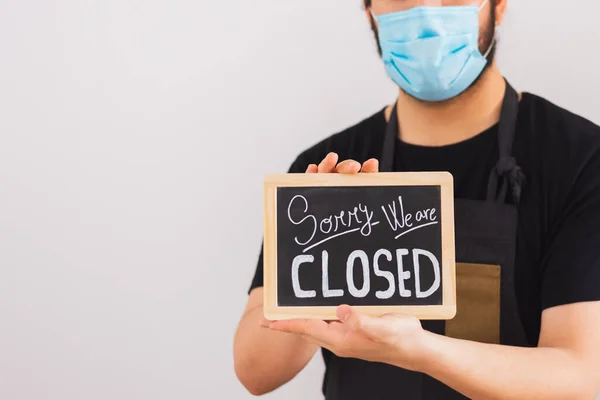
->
[518,92,600,178]
[289,107,388,171]
[518,93,600,222]
[520,92,600,148]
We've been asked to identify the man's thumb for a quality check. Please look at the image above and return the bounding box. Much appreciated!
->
[337,305,389,342]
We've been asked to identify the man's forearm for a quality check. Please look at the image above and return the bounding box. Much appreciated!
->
[405,332,597,400]
[234,306,319,395]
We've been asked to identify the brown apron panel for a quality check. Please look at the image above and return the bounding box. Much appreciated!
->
[445,263,501,344]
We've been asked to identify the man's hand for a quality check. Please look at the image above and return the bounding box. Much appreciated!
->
[305,152,379,174]
[260,305,428,372]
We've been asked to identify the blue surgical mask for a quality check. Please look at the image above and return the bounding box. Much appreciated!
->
[373,1,494,102]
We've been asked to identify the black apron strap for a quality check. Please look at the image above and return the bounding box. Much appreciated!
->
[486,80,526,204]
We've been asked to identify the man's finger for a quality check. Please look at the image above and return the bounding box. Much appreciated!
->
[259,319,272,328]
[269,319,337,347]
[338,304,362,330]
[318,153,339,173]
[269,319,320,335]
[361,158,379,173]
[335,159,361,174]
[306,164,318,173]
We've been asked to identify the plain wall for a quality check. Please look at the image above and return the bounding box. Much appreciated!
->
[0,1,598,399]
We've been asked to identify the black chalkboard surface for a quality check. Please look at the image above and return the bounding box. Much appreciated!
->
[263,172,456,321]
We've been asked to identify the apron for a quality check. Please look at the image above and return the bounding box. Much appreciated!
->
[323,80,532,400]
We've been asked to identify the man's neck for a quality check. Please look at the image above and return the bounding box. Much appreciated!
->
[386,64,507,147]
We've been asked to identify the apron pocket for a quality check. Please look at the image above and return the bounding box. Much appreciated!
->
[445,263,501,344]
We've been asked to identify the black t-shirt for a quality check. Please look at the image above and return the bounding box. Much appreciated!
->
[249,91,600,360]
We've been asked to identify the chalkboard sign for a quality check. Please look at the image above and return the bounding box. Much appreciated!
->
[263,172,456,320]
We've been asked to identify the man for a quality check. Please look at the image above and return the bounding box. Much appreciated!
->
[233,0,600,398]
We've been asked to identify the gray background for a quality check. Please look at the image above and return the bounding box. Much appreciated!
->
[0,1,598,399]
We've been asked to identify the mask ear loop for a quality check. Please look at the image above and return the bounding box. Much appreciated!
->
[483,30,496,58]
[479,0,496,59]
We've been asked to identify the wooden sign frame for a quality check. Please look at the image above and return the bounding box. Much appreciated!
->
[263,171,456,321]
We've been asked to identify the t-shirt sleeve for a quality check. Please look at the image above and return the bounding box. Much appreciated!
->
[540,150,600,310]
[247,155,311,294]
